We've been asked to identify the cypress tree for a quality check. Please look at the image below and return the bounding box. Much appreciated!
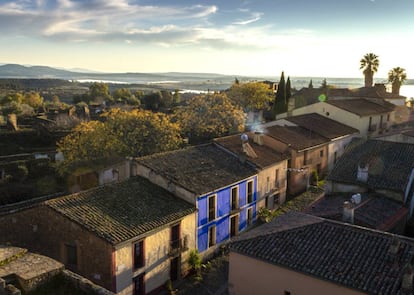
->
[285,76,291,113]
[272,71,286,117]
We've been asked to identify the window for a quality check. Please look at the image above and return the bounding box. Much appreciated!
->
[208,226,216,248]
[247,207,253,226]
[303,150,309,165]
[65,244,77,267]
[275,169,279,187]
[230,215,239,237]
[134,240,144,269]
[320,150,324,157]
[334,151,338,164]
[284,291,291,295]
[133,273,145,295]
[247,180,253,203]
[266,176,270,193]
[208,195,216,222]
[387,114,390,121]
[171,224,180,250]
[231,187,238,210]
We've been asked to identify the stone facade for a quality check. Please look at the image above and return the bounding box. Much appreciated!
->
[0,203,196,294]
[0,206,113,291]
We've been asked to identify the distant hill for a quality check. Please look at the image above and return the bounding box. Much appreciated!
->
[0,64,241,84]
[1,63,412,91]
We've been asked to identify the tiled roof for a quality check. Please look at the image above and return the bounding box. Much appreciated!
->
[292,87,405,107]
[135,144,257,195]
[230,212,414,295]
[306,194,407,230]
[285,113,359,139]
[327,139,414,193]
[265,125,328,151]
[327,98,395,116]
[403,129,414,138]
[46,177,196,245]
[214,133,290,169]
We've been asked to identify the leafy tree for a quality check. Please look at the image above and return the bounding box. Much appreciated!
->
[388,67,407,95]
[89,82,111,102]
[133,90,144,101]
[57,109,183,174]
[320,78,327,89]
[160,90,173,108]
[102,109,183,156]
[172,89,181,105]
[73,93,91,104]
[360,53,379,87]
[112,88,133,103]
[1,93,24,105]
[173,93,245,143]
[228,81,273,111]
[23,91,44,109]
[272,71,287,117]
[143,91,163,111]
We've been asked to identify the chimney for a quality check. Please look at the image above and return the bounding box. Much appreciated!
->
[253,131,264,146]
[388,236,401,255]
[357,163,369,182]
[402,264,413,294]
[342,201,354,224]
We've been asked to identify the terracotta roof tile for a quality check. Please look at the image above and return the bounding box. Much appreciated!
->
[265,125,328,151]
[230,212,414,294]
[285,113,359,139]
[135,143,257,195]
[306,194,407,230]
[46,177,196,245]
[327,98,395,117]
[327,139,414,193]
[214,134,290,169]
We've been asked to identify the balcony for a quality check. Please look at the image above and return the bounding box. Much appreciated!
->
[168,236,189,257]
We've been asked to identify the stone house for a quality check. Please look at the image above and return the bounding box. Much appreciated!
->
[0,177,196,295]
[266,113,359,172]
[305,193,408,234]
[376,128,414,144]
[132,143,258,258]
[214,133,290,209]
[67,158,131,193]
[229,211,414,295]
[254,124,330,195]
[292,98,395,138]
[326,139,414,217]
[0,245,114,295]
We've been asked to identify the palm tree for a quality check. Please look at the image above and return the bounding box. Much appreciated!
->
[388,67,407,95]
[360,53,379,87]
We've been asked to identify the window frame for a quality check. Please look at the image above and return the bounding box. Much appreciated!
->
[208,194,217,222]
[133,240,145,270]
[247,207,253,226]
[246,180,254,204]
[230,186,239,211]
[208,225,216,248]
[65,243,77,268]
[133,273,145,295]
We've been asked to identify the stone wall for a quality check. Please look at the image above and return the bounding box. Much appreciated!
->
[0,205,114,291]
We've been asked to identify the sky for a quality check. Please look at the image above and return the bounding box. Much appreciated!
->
[0,0,413,78]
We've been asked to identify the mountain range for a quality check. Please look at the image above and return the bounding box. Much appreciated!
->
[1,63,412,91]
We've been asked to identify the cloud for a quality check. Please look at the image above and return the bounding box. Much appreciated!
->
[0,0,316,53]
[232,12,263,25]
